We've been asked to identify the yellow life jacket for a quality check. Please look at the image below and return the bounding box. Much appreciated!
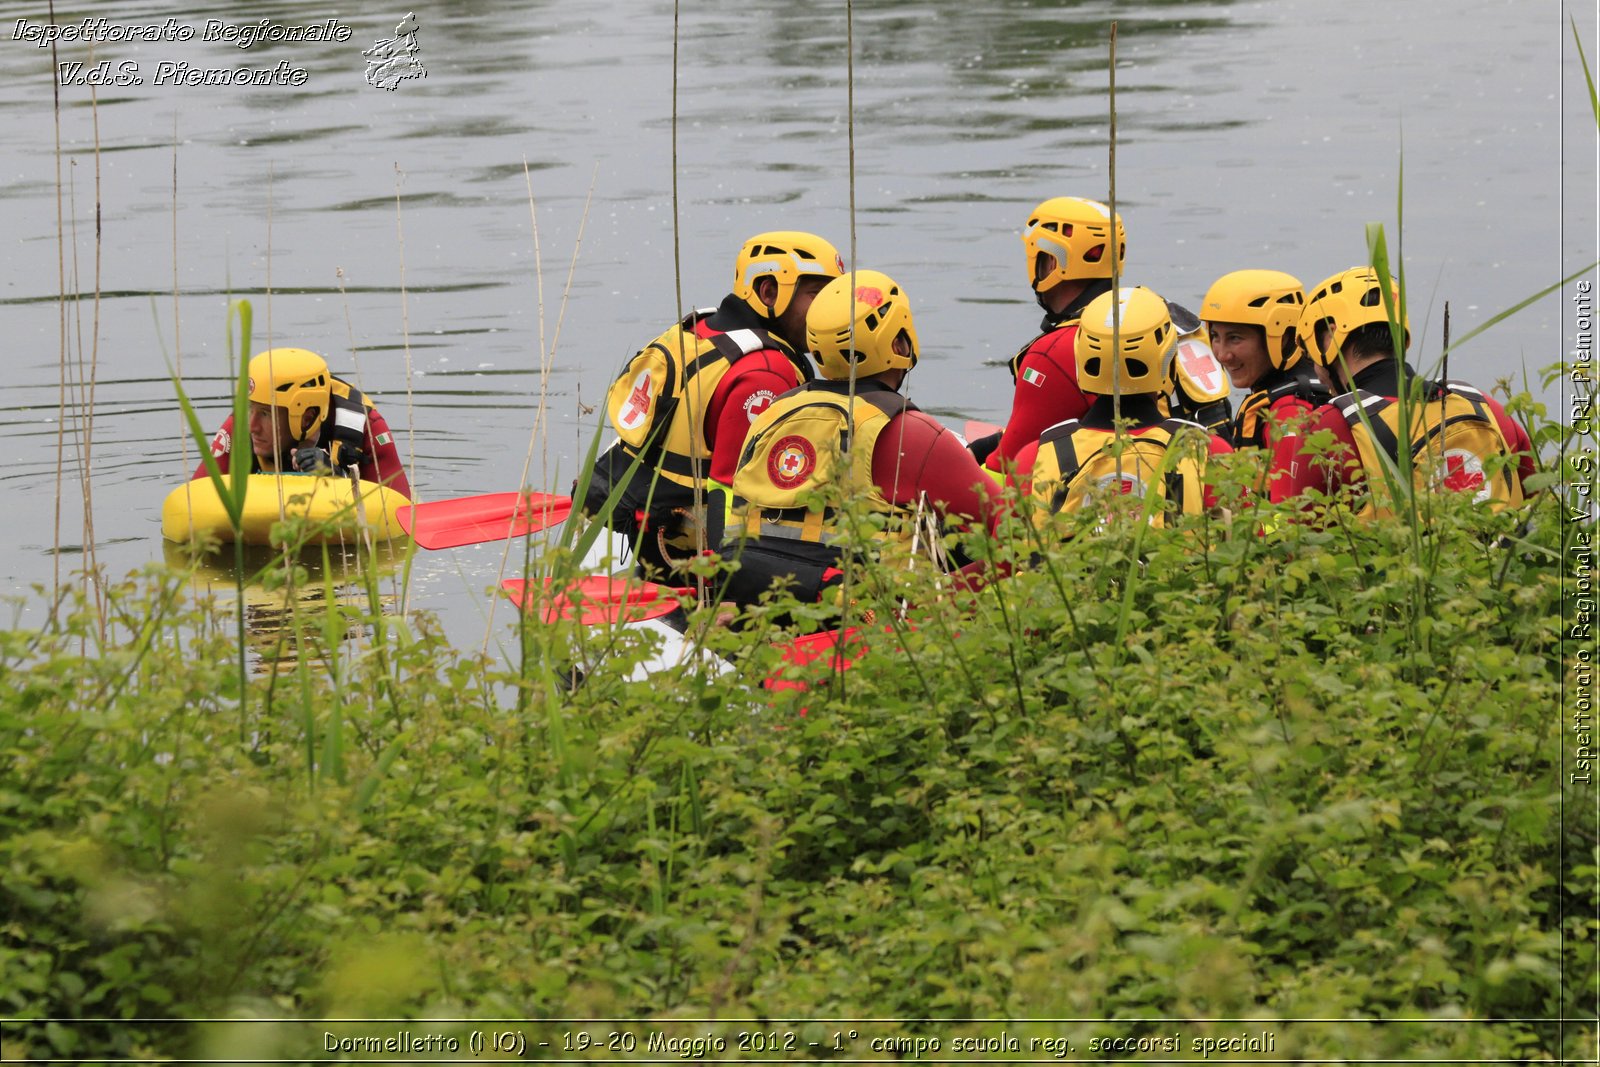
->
[253,376,375,472]
[1232,364,1329,449]
[1029,417,1209,530]
[1333,380,1525,517]
[730,380,914,546]
[326,378,377,467]
[605,308,800,489]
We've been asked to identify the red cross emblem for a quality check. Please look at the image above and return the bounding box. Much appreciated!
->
[1440,450,1485,494]
[856,286,884,307]
[620,373,652,428]
[767,434,816,490]
[1178,342,1221,395]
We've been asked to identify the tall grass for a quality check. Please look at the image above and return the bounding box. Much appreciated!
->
[0,402,1584,1058]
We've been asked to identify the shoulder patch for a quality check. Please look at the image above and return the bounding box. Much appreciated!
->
[743,389,776,423]
[1021,367,1047,387]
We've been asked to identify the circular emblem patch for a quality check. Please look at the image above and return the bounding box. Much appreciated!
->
[743,389,776,424]
[768,435,816,490]
[1095,472,1143,498]
[1437,448,1489,502]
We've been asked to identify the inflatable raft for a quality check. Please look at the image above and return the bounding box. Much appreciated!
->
[161,474,411,546]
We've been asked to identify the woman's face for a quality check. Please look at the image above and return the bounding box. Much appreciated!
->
[1208,321,1272,389]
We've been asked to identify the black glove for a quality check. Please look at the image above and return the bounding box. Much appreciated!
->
[293,445,333,474]
[967,430,1003,466]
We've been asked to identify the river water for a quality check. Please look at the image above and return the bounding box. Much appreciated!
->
[1,0,1594,645]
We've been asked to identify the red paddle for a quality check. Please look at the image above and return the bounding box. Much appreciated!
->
[397,491,574,549]
[963,419,1004,442]
[502,575,691,625]
[763,626,870,693]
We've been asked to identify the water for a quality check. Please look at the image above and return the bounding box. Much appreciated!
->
[1,0,1592,643]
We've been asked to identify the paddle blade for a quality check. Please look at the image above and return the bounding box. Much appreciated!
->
[502,575,691,625]
[763,626,868,693]
[963,419,1004,442]
[397,491,573,549]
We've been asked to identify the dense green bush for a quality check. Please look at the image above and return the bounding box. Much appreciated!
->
[1,395,1592,1062]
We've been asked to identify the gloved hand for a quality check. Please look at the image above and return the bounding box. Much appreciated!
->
[967,430,1002,465]
[293,445,333,474]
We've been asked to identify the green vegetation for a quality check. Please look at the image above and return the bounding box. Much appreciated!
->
[1,368,1590,1062]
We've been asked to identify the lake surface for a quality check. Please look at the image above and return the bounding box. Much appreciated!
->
[1,0,1593,644]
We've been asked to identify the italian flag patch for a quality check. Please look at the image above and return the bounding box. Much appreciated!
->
[1021,367,1046,387]
[375,432,392,446]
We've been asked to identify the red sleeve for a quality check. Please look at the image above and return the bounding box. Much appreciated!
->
[359,407,411,500]
[986,327,1092,474]
[1202,434,1235,509]
[1484,393,1539,490]
[192,413,237,480]
[872,412,1001,532]
[704,354,802,485]
[1005,439,1042,501]
[1260,395,1316,453]
[1268,404,1359,505]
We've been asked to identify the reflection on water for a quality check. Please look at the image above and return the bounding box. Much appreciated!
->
[162,539,405,673]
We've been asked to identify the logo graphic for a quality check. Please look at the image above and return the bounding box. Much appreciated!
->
[363,12,426,90]
[211,428,231,457]
[1096,472,1142,497]
[1020,367,1046,388]
[618,371,653,431]
[1177,339,1224,396]
[743,389,776,423]
[856,286,884,308]
[1438,448,1489,501]
[768,435,816,490]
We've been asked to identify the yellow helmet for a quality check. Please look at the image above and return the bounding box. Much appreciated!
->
[732,231,845,321]
[806,270,919,381]
[1297,267,1409,366]
[1201,269,1307,371]
[1074,286,1176,396]
[247,348,331,441]
[1021,197,1126,293]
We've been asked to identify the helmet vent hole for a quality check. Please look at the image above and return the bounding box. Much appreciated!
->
[1247,296,1269,308]
[1083,357,1101,377]
[1280,292,1303,305]
[1360,288,1383,307]
[1083,244,1103,263]
[864,312,880,331]
[1126,357,1149,378]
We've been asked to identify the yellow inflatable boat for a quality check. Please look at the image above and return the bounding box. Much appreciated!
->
[161,474,410,546]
